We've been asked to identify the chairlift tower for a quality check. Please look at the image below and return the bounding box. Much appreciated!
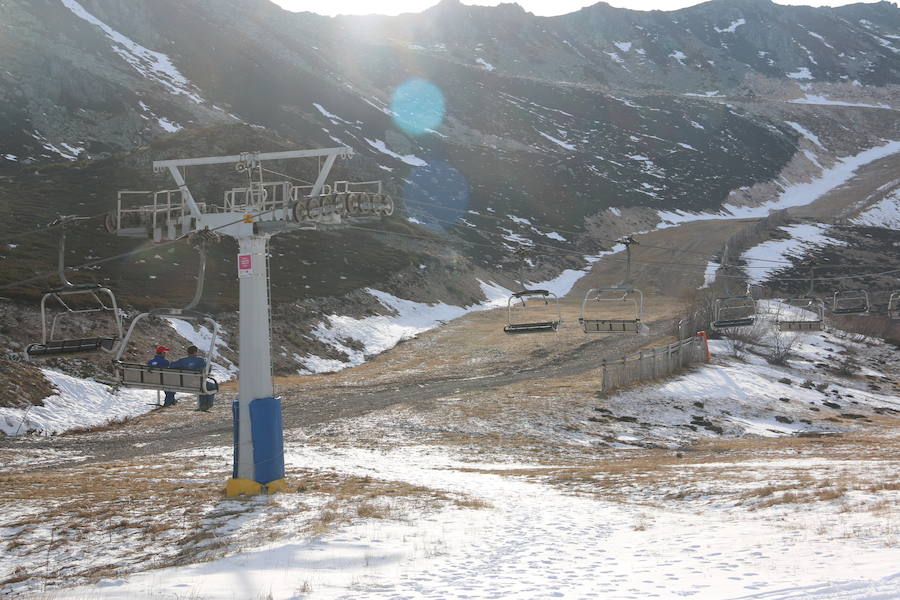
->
[108,147,393,496]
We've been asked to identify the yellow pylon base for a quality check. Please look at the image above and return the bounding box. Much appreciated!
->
[225,477,286,497]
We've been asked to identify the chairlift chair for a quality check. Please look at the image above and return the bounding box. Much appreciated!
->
[111,237,219,395]
[712,295,757,330]
[711,247,757,331]
[26,217,124,359]
[831,289,870,315]
[889,291,900,320]
[113,308,219,395]
[503,289,561,334]
[579,286,649,335]
[578,236,649,336]
[776,297,825,332]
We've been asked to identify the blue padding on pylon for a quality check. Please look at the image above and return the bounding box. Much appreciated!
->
[231,400,240,480]
[249,396,285,484]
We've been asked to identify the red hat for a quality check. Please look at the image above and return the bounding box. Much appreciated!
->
[156,345,170,353]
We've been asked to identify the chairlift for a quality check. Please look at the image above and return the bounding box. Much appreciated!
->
[711,245,757,331]
[579,236,649,336]
[831,289,870,315]
[776,267,824,332]
[503,289,561,334]
[889,291,900,320]
[26,217,124,359]
[579,286,649,335]
[111,235,219,395]
[776,297,825,332]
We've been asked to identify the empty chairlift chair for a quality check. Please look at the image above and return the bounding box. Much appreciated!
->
[578,236,649,336]
[776,297,825,332]
[26,217,124,359]
[712,295,757,330]
[831,289,870,315]
[710,249,757,331]
[504,290,561,334]
[579,286,649,335]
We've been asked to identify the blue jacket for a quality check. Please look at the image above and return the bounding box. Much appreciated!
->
[171,355,207,372]
[147,354,170,367]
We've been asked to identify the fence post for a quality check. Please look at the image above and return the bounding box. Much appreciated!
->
[666,343,672,376]
[601,360,608,395]
[653,346,659,378]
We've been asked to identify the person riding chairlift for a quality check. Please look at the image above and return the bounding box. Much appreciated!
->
[170,345,217,411]
[147,345,177,407]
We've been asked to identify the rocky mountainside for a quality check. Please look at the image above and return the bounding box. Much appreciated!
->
[0,0,898,330]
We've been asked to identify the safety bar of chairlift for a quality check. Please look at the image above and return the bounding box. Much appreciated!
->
[39,286,124,348]
[580,287,644,320]
[506,290,561,331]
[779,296,825,320]
[832,289,870,313]
[889,292,900,319]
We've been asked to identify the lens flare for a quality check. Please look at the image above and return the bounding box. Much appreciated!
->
[391,79,446,136]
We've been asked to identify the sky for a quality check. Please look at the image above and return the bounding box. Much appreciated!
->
[272,0,884,17]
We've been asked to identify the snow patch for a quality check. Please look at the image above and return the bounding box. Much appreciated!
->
[0,370,156,436]
[714,18,746,33]
[60,0,204,103]
[538,131,576,151]
[364,138,427,167]
[476,58,495,71]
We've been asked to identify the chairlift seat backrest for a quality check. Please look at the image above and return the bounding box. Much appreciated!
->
[777,320,823,332]
[115,361,217,394]
[580,318,641,333]
[26,337,117,358]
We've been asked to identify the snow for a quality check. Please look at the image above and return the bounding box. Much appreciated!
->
[669,50,687,65]
[714,17,746,33]
[786,120,825,148]
[507,215,532,226]
[537,131,576,151]
[364,138,427,167]
[658,139,900,223]
[702,259,719,288]
[313,103,346,123]
[475,57,495,71]
[3,154,17,161]
[684,90,721,97]
[60,0,204,104]
[544,231,567,242]
[614,41,632,52]
[741,224,845,284]
[0,369,156,436]
[852,189,900,228]
[790,94,891,109]
[787,67,814,80]
[165,317,238,380]
[604,51,625,64]
[157,117,182,133]
[298,289,480,373]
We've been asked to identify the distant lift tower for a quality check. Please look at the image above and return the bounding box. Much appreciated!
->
[108,147,393,495]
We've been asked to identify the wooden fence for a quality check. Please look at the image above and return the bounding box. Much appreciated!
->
[600,335,708,396]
